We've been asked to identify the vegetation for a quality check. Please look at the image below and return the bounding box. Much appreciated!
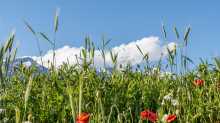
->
[0,7,219,123]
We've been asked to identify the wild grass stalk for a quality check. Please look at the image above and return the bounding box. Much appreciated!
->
[68,86,77,123]
[23,20,44,72]
[23,74,33,121]
[15,107,20,123]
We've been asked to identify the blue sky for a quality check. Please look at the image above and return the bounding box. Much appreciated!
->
[0,1,220,74]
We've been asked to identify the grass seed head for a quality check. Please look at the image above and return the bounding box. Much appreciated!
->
[161,21,166,38]
[79,69,82,75]
[55,7,60,32]
[119,64,122,68]
[174,26,179,40]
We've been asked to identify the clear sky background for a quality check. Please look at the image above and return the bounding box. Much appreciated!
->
[0,1,220,74]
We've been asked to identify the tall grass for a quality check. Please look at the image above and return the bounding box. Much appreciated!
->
[0,8,219,123]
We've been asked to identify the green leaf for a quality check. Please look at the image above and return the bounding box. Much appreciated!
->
[142,53,148,62]
[39,32,54,45]
[104,38,111,47]
[81,49,86,59]
[182,55,195,65]
[136,44,143,55]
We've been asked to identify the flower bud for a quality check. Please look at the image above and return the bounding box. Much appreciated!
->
[175,109,181,116]
[28,115,33,121]
[135,68,138,72]
[165,64,168,69]
[137,64,140,69]
[47,59,50,64]
[96,91,101,98]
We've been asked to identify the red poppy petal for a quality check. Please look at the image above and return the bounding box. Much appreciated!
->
[77,121,87,123]
[192,82,197,87]
[167,115,176,122]
[148,112,158,121]
[141,110,150,118]
[77,113,90,121]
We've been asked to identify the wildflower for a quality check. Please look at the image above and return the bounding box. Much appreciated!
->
[3,118,8,123]
[171,99,179,106]
[0,109,4,113]
[167,115,177,122]
[161,99,165,105]
[162,114,168,122]
[192,81,197,87]
[210,119,220,123]
[140,110,158,121]
[163,93,173,100]
[162,114,176,122]
[192,79,204,87]
[77,113,90,123]
[198,79,204,85]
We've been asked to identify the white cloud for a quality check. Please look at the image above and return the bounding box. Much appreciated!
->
[31,36,176,69]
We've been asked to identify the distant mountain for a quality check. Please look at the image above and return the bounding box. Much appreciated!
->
[2,56,127,77]
[3,56,48,76]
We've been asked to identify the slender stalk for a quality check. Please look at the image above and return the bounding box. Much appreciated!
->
[53,32,56,70]
[34,35,44,72]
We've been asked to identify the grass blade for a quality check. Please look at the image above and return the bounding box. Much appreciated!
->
[39,32,54,45]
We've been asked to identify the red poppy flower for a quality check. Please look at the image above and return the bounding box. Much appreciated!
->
[141,110,158,121]
[219,88,220,91]
[210,119,220,123]
[192,79,204,87]
[192,82,197,87]
[77,113,90,123]
[198,79,204,85]
[218,81,220,84]
[167,115,176,122]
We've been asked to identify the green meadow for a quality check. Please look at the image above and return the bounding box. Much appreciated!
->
[0,8,219,123]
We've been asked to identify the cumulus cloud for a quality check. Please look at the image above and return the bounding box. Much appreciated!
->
[31,36,176,69]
